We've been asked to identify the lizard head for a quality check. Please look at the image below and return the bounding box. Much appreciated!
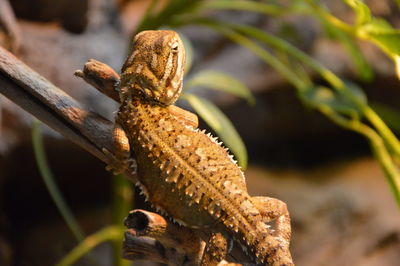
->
[120,30,186,106]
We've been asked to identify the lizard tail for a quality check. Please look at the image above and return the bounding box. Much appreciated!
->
[222,212,294,265]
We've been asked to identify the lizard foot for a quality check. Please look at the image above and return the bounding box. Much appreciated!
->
[252,196,293,265]
[201,232,232,266]
[103,148,135,175]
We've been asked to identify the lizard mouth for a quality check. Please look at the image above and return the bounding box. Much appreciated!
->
[140,88,171,107]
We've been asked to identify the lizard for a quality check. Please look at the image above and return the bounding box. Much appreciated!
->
[106,30,294,266]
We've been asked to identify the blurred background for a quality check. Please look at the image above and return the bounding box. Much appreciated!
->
[1,0,400,265]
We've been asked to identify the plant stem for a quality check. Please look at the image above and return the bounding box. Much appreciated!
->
[199,0,288,16]
[363,106,400,159]
[193,20,307,90]
[112,174,133,266]
[304,0,355,34]
[55,226,122,266]
[32,120,85,242]
[318,108,400,207]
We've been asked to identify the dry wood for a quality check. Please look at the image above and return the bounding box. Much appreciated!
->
[0,47,112,163]
[123,209,205,265]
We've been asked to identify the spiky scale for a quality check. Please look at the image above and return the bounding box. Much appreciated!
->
[164,168,181,183]
[176,175,191,189]
[185,183,197,197]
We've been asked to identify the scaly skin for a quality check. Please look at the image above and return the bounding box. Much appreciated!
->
[108,30,294,265]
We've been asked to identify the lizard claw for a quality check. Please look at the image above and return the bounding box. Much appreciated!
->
[102,148,129,175]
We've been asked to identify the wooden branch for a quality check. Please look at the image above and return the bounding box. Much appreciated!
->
[123,210,245,266]
[0,48,254,265]
[123,209,205,265]
[0,47,112,163]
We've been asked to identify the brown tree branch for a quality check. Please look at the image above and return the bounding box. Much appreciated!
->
[123,209,205,265]
[0,47,112,163]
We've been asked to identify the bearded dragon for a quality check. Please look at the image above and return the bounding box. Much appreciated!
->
[106,30,294,266]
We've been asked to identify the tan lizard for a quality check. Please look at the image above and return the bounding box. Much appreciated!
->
[106,30,294,265]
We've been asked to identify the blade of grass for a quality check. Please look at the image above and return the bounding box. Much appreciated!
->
[55,225,122,266]
[112,174,133,266]
[303,0,355,34]
[370,103,400,133]
[32,120,85,242]
[198,0,289,16]
[136,0,203,32]
[322,20,373,81]
[185,70,256,105]
[316,107,400,207]
[191,19,307,90]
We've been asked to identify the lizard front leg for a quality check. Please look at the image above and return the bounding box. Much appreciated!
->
[252,196,292,252]
[167,105,198,128]
[104,122,136,177]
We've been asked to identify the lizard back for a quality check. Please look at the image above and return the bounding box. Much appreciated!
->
[118,99,286,264]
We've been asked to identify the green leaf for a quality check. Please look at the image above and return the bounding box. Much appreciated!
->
[185,70,255,105]
[342,80,367,105]
[343,0,371,26]
[358,19,400,60]
[195,19,308,89]
[198,0,309,16]
[371,103,400,133]
[180,93,248,169]
[300,85,365,118]
[135,0,203,32]
[322,2,400,78]
[199,0,287,15]
[322,19,373,81]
